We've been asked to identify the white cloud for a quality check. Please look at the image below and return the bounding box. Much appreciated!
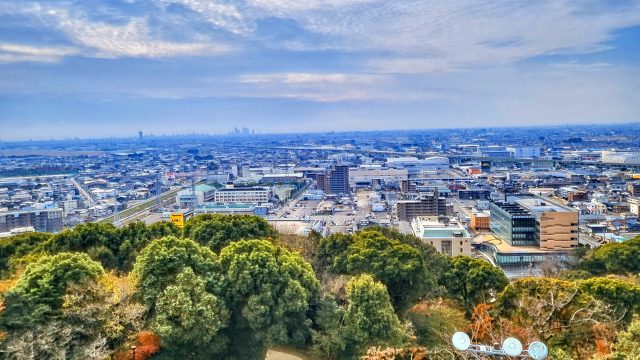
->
[0,43,79,63]
[237,72,443,102]
[156,0,250,35]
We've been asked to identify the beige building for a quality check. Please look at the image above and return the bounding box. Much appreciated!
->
[514,197,579,251]
[411,216,472,256]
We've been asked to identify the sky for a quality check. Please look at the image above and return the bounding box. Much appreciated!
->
[0,0,640,140]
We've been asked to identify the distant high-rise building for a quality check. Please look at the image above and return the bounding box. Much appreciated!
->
[138,131,143,139]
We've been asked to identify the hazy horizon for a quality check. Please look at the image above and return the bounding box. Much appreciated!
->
[1,1,640,140]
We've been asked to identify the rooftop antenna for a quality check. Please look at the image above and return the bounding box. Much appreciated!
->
[451,332,548,359]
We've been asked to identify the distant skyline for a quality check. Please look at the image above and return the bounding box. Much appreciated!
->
[1,1,640,140]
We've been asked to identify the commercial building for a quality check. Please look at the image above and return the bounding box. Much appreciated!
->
[386,156,449,174]
[0,208,63,233]
[397,190,449,221]
[513,197,579,251]
[628,182,640,196]
[213,184,271,203]
[482,196,579,272]
[490,202,538,247]
[411,216,472,256]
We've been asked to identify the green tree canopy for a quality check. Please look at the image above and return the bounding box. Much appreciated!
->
[131,236,219,308]
[184,214,277,252]
[318,228,445,311]
[341,274,408,358]
[439,256,508,315]
[1,252,104,328]
[0,232,51,274]
[217,239,320,359]
[579,276,640,323]
[153,267,230,358]
[607,315,640,360]
[579,237,640,275]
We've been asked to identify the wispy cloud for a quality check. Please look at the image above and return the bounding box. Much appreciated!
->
[0,43,79,63]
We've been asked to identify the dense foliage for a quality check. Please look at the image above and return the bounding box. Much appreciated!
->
[183,213,277,252]
[318,227,446,311]
[0,217,639,359]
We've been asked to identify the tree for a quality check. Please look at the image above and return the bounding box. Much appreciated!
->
[0,232,51,275]
[216,240,320,359]
[579,237,640,275]
[341,274,408,358]
[153,268,230,358]
[318,229,444,311]
[131,236,218,308]
[39,223,120,269]
[408,300,468,348]
[311,296,346,360]
[184,214,277,252]
[1,252,104,328]
[607,315,640,360]
[579,277,640,323]
[440,256,508,315]
[116,221,180,271]
[494,277,617,358]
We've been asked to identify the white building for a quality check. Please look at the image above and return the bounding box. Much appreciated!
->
[411,216,472,256]
[630,198,640,216]
[213,184,271,204]
[176,184,216,208]
[507,146,541,159]
[601,151,640,165]
[348,168,408,188]
[386,156,449,174]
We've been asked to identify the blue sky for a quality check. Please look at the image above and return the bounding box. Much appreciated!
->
[0,0,639,140]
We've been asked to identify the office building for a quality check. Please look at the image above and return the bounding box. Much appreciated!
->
[486,196,579,269]
[0,208,63,233]
[490,202,538,247]
[628,182,640,196]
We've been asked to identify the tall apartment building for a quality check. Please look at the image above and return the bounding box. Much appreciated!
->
[307,166,350,195]
[328,165,350,194]
[0,208,63,233]
[397,190,449,221]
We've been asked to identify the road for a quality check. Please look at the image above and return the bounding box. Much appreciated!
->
[71,178,97,206]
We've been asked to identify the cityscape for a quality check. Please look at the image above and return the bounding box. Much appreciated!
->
[2,124,640,280]
[2,0,640,359]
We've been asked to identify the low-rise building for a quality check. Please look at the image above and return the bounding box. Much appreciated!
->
[411,216,472,256]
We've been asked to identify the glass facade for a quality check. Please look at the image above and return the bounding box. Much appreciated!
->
[490,202,538,246]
